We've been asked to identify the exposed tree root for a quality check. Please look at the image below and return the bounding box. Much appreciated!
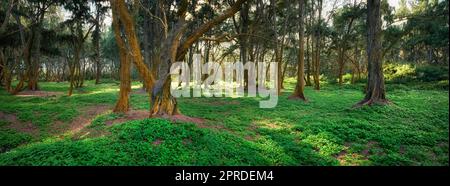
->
[353,98,390,108]
[288,94,308,102]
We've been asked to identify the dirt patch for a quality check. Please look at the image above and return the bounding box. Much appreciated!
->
[72,129,112,140]
[105,110,150,126]
[247,123,259,132]
[50,105,111,136]
[15,90,63,97]
[244,134,260,141]
[182,138,192,145]
[335,143,351,160]
[335,142,370,166]
[152,138,163,146]
[56,105,112,139]
[0,111,39,135]
[361,141,381,156]
[399,145,406,155]
[69,105,111,133]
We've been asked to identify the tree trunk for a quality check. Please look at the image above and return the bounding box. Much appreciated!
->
[289,0,307,101]
[114,0,155,91]
[94,37,101,84]
[68,46,80,96]
[355,0,388,106]
[114,53,132,113]
[337,49,345,85]
[313,0,322,91]
[306,32,312,86]
[26,25,42,91]
[281,61,288,89]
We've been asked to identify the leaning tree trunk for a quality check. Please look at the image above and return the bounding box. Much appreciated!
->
[355,0,388,106]
[289,0,307,101]
[115,0,154,91]
[112,4,133,113]
[111,0,156,113]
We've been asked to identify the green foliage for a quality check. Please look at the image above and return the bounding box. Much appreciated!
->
[415,65,449,82]
[0,129,32,153]
[383,63,448,84]
[384,63,416,83]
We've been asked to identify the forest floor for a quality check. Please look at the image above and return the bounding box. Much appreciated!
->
[0,78,448,165]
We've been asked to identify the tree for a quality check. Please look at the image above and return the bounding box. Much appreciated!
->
[23,0,59,91]
[289,0,307,101]
[312,0,322,90]
[111,0,247,117]
[111,2,131,113]
[92,0,108,84]
[110,0,155,113]
[63,0,96,96]
[355,0,388,106]
[331,2,364,85]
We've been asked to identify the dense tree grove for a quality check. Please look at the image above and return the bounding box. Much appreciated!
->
[0,0,448,113]
[0,0,448,168]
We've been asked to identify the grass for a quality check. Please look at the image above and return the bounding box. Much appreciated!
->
[0,78,448,166]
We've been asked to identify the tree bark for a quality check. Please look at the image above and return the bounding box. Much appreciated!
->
[114,53,132,113]
[305,31,312,86]
[114,0,155,91]
[26,24,42,91]
[289,0,307,101]
[355,0,388,106]
[312,0,322,91]
[337,48,345,85]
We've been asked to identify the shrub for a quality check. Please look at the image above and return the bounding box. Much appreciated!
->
[383,63,416,83]
[415,65,449,82]
[342,73,353,83]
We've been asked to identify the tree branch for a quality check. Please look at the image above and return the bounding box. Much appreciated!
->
[176,0,248,61]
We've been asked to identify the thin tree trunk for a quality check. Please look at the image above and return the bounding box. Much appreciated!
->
[313,0,322,91]
[337,49,345,85]
[289,0,306,101]
[306,31,312,86]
